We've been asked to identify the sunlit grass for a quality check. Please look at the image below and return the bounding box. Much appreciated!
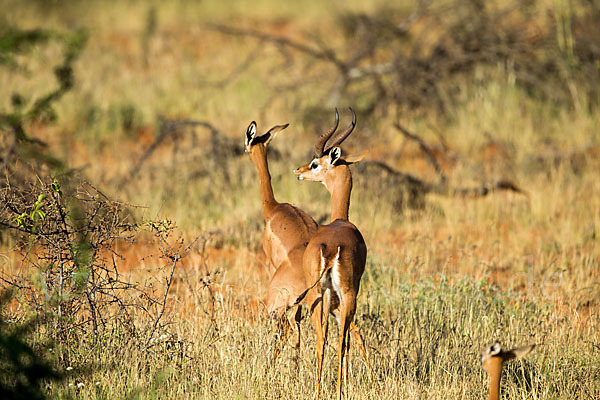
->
[1,0,599,398]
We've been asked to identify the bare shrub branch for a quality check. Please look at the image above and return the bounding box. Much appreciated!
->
[0,178,190,346]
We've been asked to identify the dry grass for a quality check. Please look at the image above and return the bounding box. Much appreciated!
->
[1,0,599,398]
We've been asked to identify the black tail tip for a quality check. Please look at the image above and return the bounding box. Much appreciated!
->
[294,290,308,306]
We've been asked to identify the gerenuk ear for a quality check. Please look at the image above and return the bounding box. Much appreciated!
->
[328,146,342,166]
[505,344,536,361]
[245,121,258,149]
[263,123,289,147]
[344,149,369,164]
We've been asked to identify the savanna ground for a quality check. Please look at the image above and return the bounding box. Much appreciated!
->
[1,0,599,398]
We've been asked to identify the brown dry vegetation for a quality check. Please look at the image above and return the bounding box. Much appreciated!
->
[1,0,600,399]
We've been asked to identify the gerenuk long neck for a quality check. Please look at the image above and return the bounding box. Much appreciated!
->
[487,366,502,400]
[326,165,352,222]
[250,145,277,218]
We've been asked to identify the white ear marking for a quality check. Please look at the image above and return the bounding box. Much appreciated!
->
[329,146,342,165]
[245,122,257,148]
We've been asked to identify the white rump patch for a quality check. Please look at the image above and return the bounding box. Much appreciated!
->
[319,247,327,275]
[331,246,342,296]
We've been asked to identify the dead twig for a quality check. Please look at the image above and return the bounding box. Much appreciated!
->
[359,159,527,200]
[207,23,347,71]
[146,229,181,345]
[394,122,446,183]
[120,117,229,188]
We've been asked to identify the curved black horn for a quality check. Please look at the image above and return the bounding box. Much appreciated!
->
[314,108,339,157]
[325,107,356,153]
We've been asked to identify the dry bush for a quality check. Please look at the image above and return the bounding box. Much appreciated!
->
[0,177,187,349]
[0,25,188,351]
[211,0,600,118]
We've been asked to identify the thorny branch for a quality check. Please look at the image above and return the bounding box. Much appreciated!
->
[0,178,193,344]
[146,227,180,344]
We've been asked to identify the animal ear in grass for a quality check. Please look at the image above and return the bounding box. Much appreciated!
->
[505,344,536,361]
